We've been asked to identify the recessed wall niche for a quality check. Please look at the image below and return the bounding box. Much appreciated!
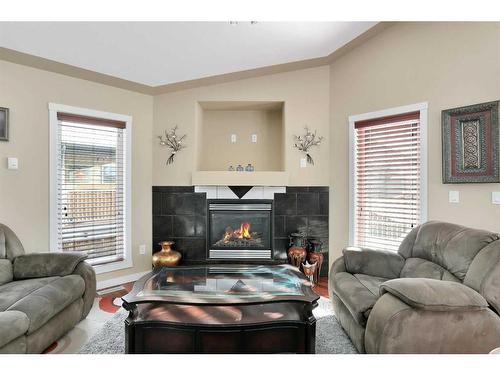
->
[196,101,285,172]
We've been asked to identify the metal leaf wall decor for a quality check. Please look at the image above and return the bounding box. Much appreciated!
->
[293,126,323,165]
[158,125,187,165]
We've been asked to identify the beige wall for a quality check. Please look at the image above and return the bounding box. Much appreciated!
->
[153,66,331,186]
[329,22,500,263]
[199,109,284,171]
[0,61,154,282]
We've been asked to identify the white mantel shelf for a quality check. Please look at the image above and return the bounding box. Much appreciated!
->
[191,171,289,186]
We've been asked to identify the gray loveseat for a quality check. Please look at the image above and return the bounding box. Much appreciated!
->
[0,223,96,353]
[330,221,500,353]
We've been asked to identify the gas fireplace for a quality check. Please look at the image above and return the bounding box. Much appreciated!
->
[208,200,272,260]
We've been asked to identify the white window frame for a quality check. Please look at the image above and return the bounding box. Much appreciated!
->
[348,102,428,247]
[49,103,133,274]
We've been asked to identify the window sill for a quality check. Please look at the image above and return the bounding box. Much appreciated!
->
[89,257,133,275]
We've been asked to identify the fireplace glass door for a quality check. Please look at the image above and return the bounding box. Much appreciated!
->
[208,201,272,259]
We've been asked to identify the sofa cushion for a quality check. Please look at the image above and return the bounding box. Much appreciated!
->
[401,258,460,282]
[397,225,419,258]
[0,277,59,311]
[408,221,499,280]
[354,273,389,296]
[7,275,85,333]
[331,271,388,326]
[0,259,13,286]
[464,241,500,314]
[0,311,29,348]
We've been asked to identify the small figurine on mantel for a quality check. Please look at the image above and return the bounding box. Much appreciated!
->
[245,163,255,172]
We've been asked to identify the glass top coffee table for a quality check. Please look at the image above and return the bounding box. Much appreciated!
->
[122,264,320,354]
[123,264,318,306]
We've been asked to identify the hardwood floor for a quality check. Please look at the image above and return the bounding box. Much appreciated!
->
[97,282,133,299]
[313,276,329,298]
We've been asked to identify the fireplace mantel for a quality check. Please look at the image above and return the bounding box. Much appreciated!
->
[194,185,285,200]
[192,171,289,186]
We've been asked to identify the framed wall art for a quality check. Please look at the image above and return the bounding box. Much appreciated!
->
[0,107,8,141]
[442,101,499,183]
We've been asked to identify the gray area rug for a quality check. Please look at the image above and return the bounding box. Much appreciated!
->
[80,297,357,354]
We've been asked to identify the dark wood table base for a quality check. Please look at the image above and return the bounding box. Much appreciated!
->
[124,301,317,354]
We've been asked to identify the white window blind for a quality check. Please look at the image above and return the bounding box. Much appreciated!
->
[354,111,421,251]
[55,112,127,266]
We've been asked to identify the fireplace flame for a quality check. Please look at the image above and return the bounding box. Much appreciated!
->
[222,222,252,243]
[235,222,252,239]
[223,228,233,243]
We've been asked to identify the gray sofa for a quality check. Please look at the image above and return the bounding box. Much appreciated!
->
[0,223,96,353]
[330,221,500,353]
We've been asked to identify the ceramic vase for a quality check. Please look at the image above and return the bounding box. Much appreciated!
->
[152,240,182,268]
[307,239,324,284]
[288,233,308,268]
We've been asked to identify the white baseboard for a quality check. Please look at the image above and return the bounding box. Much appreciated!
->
[96,270,150,291]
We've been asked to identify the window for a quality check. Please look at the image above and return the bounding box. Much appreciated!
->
[50,104,132,274]
[349,103,427,251]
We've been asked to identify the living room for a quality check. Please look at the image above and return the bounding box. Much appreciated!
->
[1,0,500,372]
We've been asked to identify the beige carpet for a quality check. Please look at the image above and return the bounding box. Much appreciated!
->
[79,297,358,354]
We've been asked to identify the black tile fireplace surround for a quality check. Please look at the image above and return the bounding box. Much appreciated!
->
[152,186,329,276]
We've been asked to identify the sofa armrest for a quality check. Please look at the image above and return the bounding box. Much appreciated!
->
[380,278,488,311]
[72,261,96,319]
[0,311,29,349]
[328,256,346,301]
[330,255,346,275]
[13,252,88,279]
[365,291,500,353]
[343,247,404,279]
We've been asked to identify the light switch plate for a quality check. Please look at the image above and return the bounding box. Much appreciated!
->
[492,192,500,205]
[230,134,237,143]
[7,157,18,170]
[449,190,460,203]
[139,244,146,255]
[300,158,307,168]
[251,134,258,143]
